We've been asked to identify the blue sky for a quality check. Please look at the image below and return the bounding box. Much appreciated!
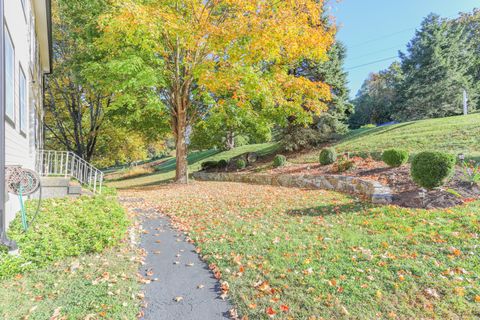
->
[327,0,479,98]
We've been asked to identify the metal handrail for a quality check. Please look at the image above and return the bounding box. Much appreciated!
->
[36,150,104,193]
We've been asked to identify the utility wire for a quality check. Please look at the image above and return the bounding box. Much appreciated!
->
[349,27,415,48]
[347,12,461,49]
[345,56,398,71]
[348,44,405,61]
[344,15,457,71]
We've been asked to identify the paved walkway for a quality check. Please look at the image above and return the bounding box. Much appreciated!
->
[122,198,232,320]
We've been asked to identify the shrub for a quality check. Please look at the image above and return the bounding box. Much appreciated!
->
[335,157,356,173]
[0,195,129,279]
[382,149,409,167]
[411,152,456,189]
[236,159,247,170]
[201,160,218,170]
[217,159,229,169]
[319,148,337,165]
[273,155,287,167]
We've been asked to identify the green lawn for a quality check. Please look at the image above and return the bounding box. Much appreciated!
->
[0,248,140,320]
[108,142,279,188]
[0,193,141,319]
[133,182,480,319]
[293,113,480,163]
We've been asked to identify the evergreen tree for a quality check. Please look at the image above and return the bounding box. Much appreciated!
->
[458,9,480,110]
[395,14,478,121]
[283,42,354,150]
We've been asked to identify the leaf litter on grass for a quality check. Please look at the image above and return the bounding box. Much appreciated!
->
[121,182,480,319]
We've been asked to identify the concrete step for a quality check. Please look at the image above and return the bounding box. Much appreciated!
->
[40,177,70,187]
[68,185,82,195]
[38,177,86,199]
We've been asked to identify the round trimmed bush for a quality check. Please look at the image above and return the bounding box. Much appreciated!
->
[382,149,409,167]
[217,159,229,169]
[236,159,247,170]
[201,161,218,170]
[273,155,287,167]
[411,151,456,189]
[319,148,337,165]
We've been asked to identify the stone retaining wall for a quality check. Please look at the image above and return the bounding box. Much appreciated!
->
[192,172,393,204]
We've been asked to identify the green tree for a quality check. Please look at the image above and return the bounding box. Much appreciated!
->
[191,100,272,151]
[44,0,111,161]
[45,0,167,163]
[458,9,480,110]
[395,14,478,121]
[349,62,403,128]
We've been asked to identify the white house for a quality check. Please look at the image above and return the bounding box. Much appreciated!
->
[1,0,52,247]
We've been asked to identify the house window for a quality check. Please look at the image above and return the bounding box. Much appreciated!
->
[4,27,14,124]
[19,66,27,134]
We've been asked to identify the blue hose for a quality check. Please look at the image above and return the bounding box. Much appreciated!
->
[18,186,28,231]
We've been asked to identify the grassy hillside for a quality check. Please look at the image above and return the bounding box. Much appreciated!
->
[108,114,479,187]
[108,142,279,188]
[294,113,480,163]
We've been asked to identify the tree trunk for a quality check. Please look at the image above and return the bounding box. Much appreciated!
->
[174,108,188,184]
[225,131,235,150]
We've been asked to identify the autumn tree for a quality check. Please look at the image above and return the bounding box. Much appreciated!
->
[100,0,335,183]
[284,42,353,150]
[45,0,168,164]
[44,0,111,161]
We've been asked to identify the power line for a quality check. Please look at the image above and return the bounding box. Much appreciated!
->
[348,44,405,62]
[349,27,415,48]
[346,12,463,49]
[345,56,398,71]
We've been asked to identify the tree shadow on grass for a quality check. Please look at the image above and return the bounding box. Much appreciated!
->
[339,122,414,144]
[154,149,221,174]
[287,202,372,217]
[371,122,413,136]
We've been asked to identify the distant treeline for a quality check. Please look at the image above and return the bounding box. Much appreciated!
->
[349,10,480,128]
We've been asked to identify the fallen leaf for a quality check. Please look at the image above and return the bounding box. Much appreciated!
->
[266,307,276,317]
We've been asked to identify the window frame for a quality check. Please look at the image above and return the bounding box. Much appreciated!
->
[4,24,15,127]
[20,0,27,22]
[19,64,27,136]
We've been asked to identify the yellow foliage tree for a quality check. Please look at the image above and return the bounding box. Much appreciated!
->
[100,0,335,183]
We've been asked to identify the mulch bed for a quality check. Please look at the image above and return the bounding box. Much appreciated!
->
[225,157,479,209]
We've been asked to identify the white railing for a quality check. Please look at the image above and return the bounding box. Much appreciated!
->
[36,150,104,194]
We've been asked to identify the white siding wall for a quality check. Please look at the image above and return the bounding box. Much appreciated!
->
[4,0,43,226]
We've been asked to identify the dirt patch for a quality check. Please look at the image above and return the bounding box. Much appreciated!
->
[209,157,478,209]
